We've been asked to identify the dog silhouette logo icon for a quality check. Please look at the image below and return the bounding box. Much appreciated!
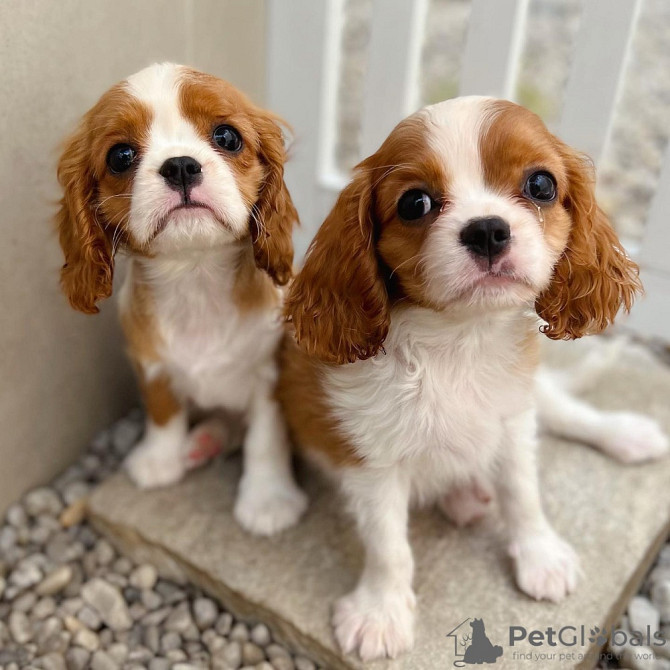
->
[447,617,503,666]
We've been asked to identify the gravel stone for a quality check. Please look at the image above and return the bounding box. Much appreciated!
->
[13,590,38,612]
[294,657,316,670]
[62,481,91,505]
[629,595,661,636]
[73,626,100,651]
[242,642,265,665]
[148,659,171,670]
[270,656,295,670]
[193,596,218,629]
[94,539,116,566]
[36,565,72,596]
[9,610,33,643]
[218,640,242,669]
[141,588,163,610]
[25,488,63,517]
[164,601,193,633]
[65,647,91,670]
[77,604,102,630]
[107,642,129,664]
[6,503,28,528]
[32,597,57,620]
[652,580,670,622]
[59,499,87,528]
[161,630,182,652]
[81,578,132,631]
[9,559,42,591]
[166,649,188,662]
[129,564,158,591]
[256,663,275,670]
[203,630,226,653]
[230,622,249,642]
[35,652,67,670]
[251,623,271,647]
[144,624,161,652]
[215,612,233,636]
[266,644,290,660]
[91,649,120,670]
[112,557,133,576]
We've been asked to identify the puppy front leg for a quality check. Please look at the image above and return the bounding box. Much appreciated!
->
[233,382,307,536]
[333,467,415,661]
[125,371,189,489]
[496,409,580,602]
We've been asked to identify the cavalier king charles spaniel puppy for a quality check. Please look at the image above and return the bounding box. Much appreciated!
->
[279,97,668,659]
[56,63,306,536]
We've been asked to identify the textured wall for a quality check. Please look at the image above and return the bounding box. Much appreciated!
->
[0,0,266,513]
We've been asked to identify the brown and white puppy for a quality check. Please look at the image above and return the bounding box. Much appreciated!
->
[279,97,667,659]
[57,62,306,536]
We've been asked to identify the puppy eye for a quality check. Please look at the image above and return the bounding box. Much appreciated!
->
[397,189,435,222]
[213,125,243,153]
[106,144,137,174]
[524,171,557,203]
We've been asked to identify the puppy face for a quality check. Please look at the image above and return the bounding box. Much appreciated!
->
[57,62,297,313]
[286,96,641,364]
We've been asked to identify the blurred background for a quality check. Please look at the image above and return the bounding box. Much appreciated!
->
[1,0,668,513]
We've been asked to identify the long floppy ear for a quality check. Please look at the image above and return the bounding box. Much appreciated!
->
[249,111,298,286]
[285,165,390,364]
[57,120,113,314]
[535,142,641,339]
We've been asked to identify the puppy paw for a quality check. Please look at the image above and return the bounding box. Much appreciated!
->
[234,477,308,536]
[333,586,416,661]
[186,419,231,470]
[511,531,580,602]
[439,482,492,527]
[125,439,186,489]
[597,412,669,464]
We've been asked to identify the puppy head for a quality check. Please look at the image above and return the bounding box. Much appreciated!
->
[286,97,640,363]
[57,62,297,314]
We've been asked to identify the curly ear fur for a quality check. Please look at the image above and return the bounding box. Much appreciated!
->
[56,120,113,314]
[536,142,641,339]
[250,112,298,286]
[285,165,390,365]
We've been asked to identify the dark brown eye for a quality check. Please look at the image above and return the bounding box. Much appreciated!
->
[397,189,435,222]
[524,171,557,202]
[106,144,136,174]
[213,125,243,153]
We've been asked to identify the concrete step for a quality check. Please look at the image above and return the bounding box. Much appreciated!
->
[88,341,670,669]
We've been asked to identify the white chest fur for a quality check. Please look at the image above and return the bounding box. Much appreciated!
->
[324,306,537,502]
[123,248,281,413]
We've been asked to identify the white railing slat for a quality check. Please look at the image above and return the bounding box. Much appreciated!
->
[360,0,429,158]
[559,0,641,164]
[459,0,529,100]
[266,0,345,255]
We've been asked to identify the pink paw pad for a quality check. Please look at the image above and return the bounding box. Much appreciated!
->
[186,430,225,470]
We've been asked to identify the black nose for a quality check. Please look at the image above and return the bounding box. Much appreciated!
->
[460,217,511,259]
[159,156,202,192]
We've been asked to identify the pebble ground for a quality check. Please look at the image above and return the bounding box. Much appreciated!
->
[0,410,319,670]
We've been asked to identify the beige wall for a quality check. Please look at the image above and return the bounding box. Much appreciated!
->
[0,0,266,513]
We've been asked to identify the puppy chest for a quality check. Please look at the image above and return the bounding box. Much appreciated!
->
[325,350,528,469]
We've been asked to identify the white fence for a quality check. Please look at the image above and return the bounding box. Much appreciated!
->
[267,0,670,342]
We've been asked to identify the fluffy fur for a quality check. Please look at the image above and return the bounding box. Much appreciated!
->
[57,63,306,536]
[279,97,667,660]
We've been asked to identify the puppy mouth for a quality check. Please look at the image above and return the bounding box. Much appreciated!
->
[151,200,228,239]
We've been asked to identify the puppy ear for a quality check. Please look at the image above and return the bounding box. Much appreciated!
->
[285,164,390,364]
[56,119,113,314]
[250,111,298,286]
[535,143,641,339]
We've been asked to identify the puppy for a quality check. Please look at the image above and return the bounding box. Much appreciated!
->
[57,63,306,536]
[279,97,666,659]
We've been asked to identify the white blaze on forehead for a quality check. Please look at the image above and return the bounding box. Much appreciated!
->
[419,96,497,196]
[124,62,200,149]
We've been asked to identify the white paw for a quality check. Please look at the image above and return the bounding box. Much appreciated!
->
[510,531,580,602]
[124,438,186,489]
[234,476,308,536]
[597,412,669,464]
[332,586,416,661]
[439,483,492,527]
